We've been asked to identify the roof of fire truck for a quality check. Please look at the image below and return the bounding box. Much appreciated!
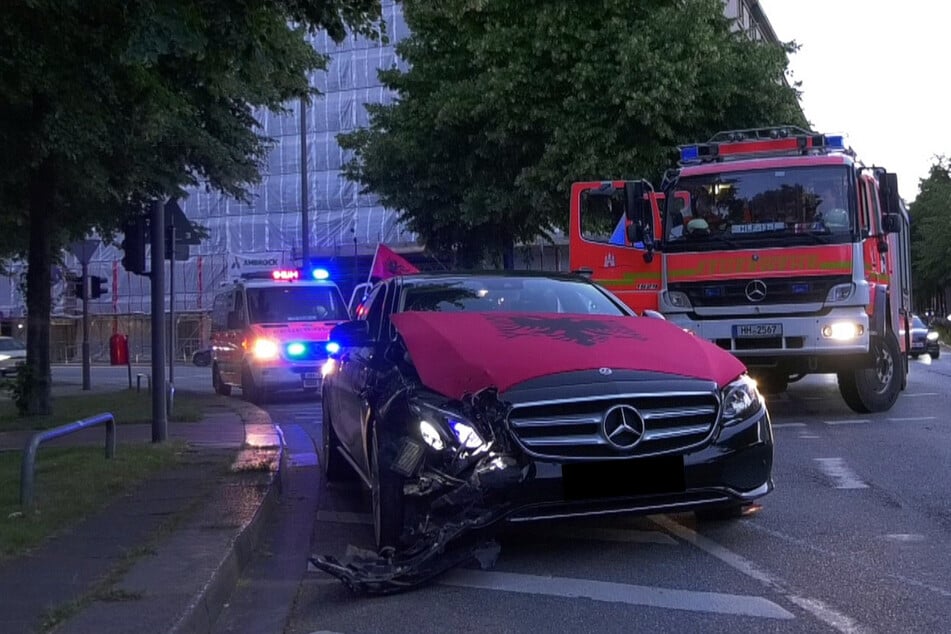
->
[675,126,856,177]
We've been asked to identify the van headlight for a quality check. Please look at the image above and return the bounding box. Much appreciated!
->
[720,375,763,426]
[251,338,280,360]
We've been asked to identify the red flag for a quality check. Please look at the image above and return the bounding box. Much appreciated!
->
[369,244,419,281]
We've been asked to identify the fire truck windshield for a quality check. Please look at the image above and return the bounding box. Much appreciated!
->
[663,166,855,252]
[247,285,348,324]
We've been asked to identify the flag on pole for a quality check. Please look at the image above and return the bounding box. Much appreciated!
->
[368,244,420,282]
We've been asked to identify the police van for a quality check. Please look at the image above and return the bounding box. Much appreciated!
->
[210,268,348,403]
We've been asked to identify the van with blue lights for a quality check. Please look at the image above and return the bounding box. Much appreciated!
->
[209,268,349,403]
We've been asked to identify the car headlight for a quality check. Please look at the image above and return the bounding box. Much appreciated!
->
[0,354,10,362]
[720,375,763,426]
[927,331,939,342]
[412,403,488,453]
[251,338,280,360]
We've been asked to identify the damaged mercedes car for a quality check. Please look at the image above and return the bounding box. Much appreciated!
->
[314,272,773,593]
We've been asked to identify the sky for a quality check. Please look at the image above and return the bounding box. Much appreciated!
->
[758,1,949,202]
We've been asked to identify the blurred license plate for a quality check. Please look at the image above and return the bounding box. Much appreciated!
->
[733,323,782,338]
[303,371,319,387]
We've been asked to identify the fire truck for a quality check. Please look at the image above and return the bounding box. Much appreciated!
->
[210,267,350,403]
[569,126,913,413]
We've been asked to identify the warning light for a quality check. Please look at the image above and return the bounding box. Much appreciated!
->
[326,342,341,355]
[272,269,300,281]
[286,342,306,357]
[311,268,330,280]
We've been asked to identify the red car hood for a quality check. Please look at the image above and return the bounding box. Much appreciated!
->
[389,312,746,401]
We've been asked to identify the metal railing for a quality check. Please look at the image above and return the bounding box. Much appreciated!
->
[20,412,116,507]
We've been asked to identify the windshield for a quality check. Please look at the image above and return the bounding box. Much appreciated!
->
[912,316,926,329]
[0,338,25,352]
[246,286,348,323]
[663,165,855,251]
[401,277,629,316]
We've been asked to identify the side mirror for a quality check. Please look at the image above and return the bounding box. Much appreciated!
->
[642,309,666,320]
[881,213,900,234]
[626,224,644,244]
[328,320,372,348]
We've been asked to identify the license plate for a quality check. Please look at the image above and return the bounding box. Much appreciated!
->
[733,323,782,338]
[303,372,319,380]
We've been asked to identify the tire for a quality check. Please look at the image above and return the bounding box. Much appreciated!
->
[369,424,405,552]
[930,348,940,360]
[320,399,352,482]
[837,331,903,413]
[241,366,266,404]
[212,364,232,396]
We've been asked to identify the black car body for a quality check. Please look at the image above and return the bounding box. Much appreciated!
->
[316,272,773,591]
[908,314,940,359]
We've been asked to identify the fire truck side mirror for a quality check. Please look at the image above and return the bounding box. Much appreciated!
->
[624,181,650,225]
[626,223,644,244]
[881,213,901,234]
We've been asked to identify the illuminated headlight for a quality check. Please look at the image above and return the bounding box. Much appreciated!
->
[663,291,692,309]
[0,354,9,362]
[821,322,864,340]
[414,403,488,453]
[320,358,336,377]
[927,331,939,342]
[720,375,763,426]
[826,283,855,303]
[251,338,280,360]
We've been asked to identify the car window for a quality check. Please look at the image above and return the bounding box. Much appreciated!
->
[0,338,25,352]
[911,316,926,329]
[401,278,628,316]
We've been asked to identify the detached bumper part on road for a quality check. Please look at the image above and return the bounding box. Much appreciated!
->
[312,388,773,594]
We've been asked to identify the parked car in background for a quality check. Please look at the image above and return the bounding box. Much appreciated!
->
[319,271,774,558]
[909,314,940,359]
[0,336,27,377]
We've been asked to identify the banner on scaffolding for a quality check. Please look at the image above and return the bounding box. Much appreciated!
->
[228,252,287,276]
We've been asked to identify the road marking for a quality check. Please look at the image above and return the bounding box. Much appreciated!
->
[652,515,866,633]
[798,434,821,439]
[824,419,869,426]
[315,510,373,525]
[883,533,926,542]
[814,458,868,489]
[438,569,793,620]
[546,526,677,545]
[772,422,807,429]
[887,416,937,422]
[903,392,938,397]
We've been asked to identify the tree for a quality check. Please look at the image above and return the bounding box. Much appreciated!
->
[908,158,951,313]
[0,0,383,414]
[339,0,808,267]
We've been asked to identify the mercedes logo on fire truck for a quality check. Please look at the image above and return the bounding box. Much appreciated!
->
[745,279,768,303]
[601,404,645,450]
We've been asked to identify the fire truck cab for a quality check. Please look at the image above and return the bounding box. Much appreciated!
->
[210,268,349,403]
[570,126,912,413]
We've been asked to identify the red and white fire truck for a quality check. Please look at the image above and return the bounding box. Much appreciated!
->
[210,267,350,403]
[569,126,913,413]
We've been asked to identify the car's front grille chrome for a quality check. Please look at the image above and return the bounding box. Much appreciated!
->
[507,391,720,460]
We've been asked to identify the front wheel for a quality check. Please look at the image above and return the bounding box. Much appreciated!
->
[212,364,231,396]
[837,331,903,413]
[930,348,940,360]
[320,400,352,482]
[370,425,405,553]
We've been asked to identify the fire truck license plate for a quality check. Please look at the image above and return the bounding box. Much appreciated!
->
[733,323,782,338]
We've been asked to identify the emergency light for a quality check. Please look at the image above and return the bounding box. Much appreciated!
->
[325,341,341,355]
[272,269,300,281]
[311,268,330,280]
[677,127,849,165]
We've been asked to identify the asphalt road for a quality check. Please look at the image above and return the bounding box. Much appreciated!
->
[68,357,951,633]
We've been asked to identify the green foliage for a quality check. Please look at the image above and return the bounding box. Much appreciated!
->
[0,364,34,416]
[0,0,383,413]
[908,158,951,308]
[339,0,808,266]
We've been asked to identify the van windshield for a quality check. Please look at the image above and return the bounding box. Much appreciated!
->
[246,286,348,324]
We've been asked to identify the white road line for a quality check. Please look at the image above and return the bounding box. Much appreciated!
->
[798,434,821,439]
[887,416,937,422]
[903,392,938,397]
[438,569,793,620]
[814,458,869,489]
[772,422,807,429]
[883,534,926,542]
[651,516,866,633]
[315,510,373,525]
[824,419,870,426]
[546,526,677,546]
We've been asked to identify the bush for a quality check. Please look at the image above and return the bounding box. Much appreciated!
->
[0,364,33,415]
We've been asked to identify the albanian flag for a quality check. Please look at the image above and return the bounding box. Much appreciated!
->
[370,244,420,280]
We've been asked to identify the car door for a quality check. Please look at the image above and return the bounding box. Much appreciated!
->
[336,283,389,473]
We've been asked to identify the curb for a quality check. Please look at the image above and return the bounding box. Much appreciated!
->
[170,405,284,634]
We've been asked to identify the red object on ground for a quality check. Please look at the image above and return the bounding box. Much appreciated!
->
[390,311,746,400]
[109,333,129,366]
[370,244,420,280]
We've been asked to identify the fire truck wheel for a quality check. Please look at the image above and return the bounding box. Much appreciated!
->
[212,364,232,397]
[837,331,903,413]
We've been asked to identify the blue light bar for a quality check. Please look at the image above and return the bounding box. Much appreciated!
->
[311,268,330,280]
[824,135,844,150]
[287,342,306,357]
[325,341,340,355]
[680,145,700,162]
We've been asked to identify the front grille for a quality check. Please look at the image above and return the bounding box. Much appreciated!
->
[717,336,806,351]
[670,275,850,308]
[507,391,720,461]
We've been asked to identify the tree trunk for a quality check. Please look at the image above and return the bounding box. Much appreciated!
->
[25,159,54,415]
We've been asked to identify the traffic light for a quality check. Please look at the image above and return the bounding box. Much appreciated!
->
[121,216,148,275]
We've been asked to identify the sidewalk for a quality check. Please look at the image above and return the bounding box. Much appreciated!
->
[0,388,283,634]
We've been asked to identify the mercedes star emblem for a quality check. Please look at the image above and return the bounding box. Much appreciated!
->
[745,279,768,303]
[601,404,645,450]
[598,367,613,376]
